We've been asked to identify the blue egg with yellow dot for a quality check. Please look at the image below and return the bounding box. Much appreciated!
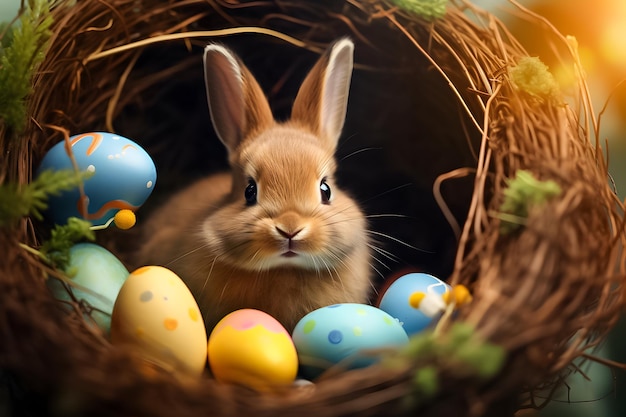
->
[377,272,451,336]
[291,303,409,379]
[37,132,156,226]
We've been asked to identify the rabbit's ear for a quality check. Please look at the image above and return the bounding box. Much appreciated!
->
[203,44,274,153]
[291,38,354,149]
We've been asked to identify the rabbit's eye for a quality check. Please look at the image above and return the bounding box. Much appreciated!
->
[320,179,331,204]
[245,179,257,206]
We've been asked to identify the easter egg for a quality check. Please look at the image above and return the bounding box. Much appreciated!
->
[36,132,156,226]
[110,266,207,377]
[292,304,409,379]
[377,272,451,336]
[208,309,298,391]
[47,243,129,333]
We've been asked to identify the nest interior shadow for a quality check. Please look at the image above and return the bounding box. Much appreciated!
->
[1,0,625,416]
[70,16,479,280]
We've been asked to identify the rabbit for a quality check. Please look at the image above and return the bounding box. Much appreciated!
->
[136,38,372,332]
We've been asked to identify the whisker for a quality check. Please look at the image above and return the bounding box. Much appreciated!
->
[249,249,262,266]
[218,277,231,305]
[361,183,414,204]
[367,230,434,253]
[369,280,380,298]
[200,255,218,294]
[367,243,397,265]
[316,207,367,226]
[365,213,410,219]
[251,266,264,296]
[327,247,354,289]
[339,146,383,162]
[309,254,322,276]
[337,132,359,148]
[316,211,350,224]
[320,257,336,284]
[164,241,211,267]
[368,262,386,281]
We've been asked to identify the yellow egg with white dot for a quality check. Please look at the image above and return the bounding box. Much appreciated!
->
[110,266,207,376]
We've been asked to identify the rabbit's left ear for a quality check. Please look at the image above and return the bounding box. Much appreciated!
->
[291,38,354,149]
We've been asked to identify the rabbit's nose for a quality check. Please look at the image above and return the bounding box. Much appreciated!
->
[275,226,303,240]
[274,211,307,240]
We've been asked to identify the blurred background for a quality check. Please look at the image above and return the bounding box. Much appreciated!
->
[2,0,625,415]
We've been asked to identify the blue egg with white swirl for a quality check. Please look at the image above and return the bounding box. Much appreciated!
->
[292,303,408,379]
[37,132,156,226]
[377,273,451,336]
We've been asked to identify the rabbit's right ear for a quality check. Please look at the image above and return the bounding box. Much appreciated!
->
[291,38,354,150]
[203,44,274,153]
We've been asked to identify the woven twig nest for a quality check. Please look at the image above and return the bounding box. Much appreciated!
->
[1,0,625,416]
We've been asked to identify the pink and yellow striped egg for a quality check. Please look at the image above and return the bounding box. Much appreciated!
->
[111,266,207,377]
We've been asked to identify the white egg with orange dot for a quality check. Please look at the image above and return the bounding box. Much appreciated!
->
[110,266,207,377]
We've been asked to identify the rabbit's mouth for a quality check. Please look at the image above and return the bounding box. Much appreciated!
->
[281,250,299,258]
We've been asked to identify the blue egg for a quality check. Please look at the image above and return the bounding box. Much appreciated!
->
[377,273,451,336]
[47,243,129,334]
[37,132,156,226]
[292,303,408,379]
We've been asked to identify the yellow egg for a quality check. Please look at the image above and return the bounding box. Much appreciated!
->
[208,309,298,391]
[111,266,207,376]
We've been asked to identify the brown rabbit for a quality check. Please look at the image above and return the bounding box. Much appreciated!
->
[136,39,372,332]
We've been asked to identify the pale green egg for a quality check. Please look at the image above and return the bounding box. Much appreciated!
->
[47,243,129,333]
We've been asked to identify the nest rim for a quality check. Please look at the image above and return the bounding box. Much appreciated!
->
[1,0,625,416]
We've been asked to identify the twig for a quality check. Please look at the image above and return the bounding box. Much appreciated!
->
[84,27,323,63]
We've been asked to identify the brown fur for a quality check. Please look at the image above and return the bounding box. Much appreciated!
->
[136,39,371,332]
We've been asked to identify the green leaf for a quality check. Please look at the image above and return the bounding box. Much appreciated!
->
[0,169,91,227]
[0,0,54,131]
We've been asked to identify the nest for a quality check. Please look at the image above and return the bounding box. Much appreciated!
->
[1,0,625,415]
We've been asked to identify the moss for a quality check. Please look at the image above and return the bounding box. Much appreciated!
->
[388,323,506,402]
[40,217,95,270]
[509,56,560,101]
[390,0,448,20]
[499,170,562,234]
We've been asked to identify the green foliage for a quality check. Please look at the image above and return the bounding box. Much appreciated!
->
[407,322,505,378]
[0,169,91,227]
[0,0,53,131]
[509,56,560,101]
[40,217,95,270]
[445,324,504,378]
[499,170,562,234]
[389,323,506,402]
[390,0,448,20]
[413,366,439,397]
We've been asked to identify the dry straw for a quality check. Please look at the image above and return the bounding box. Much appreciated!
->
[1,0,625,416]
